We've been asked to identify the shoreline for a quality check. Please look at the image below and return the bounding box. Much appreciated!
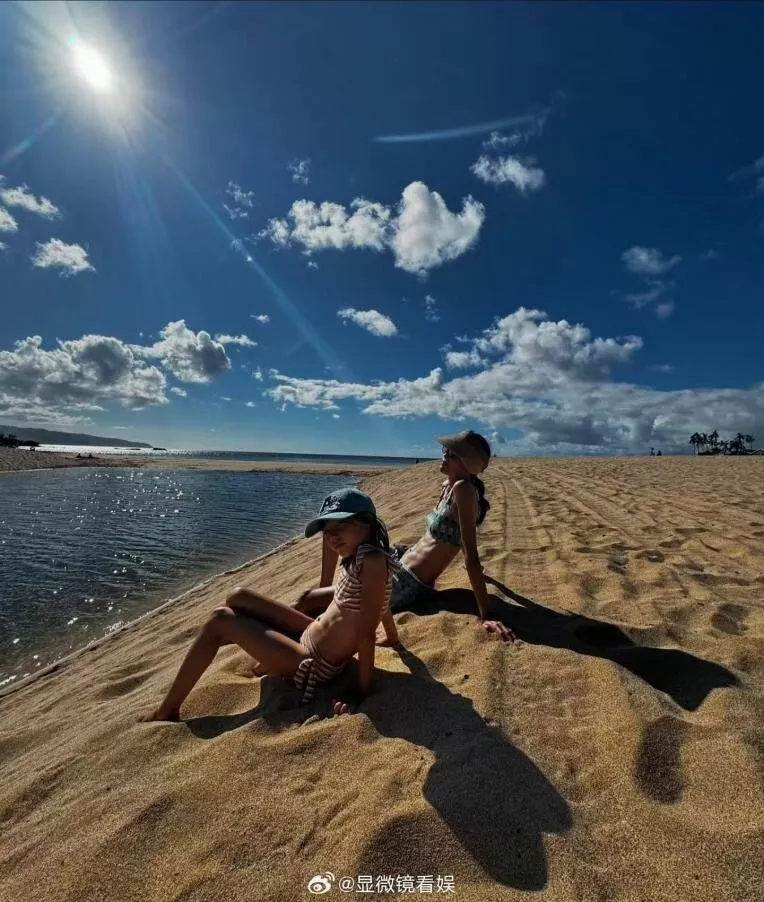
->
[0,533,304,702]
[0,447,397,476]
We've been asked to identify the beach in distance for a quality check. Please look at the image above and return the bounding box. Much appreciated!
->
[0,456,762,901]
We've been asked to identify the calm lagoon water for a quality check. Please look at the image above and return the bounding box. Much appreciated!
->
[0,467,353,688]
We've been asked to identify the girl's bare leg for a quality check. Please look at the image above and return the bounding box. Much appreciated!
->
[227,588,315,677]
[227,587,314,634]
[294,586,335,616]
[140,607,308,722]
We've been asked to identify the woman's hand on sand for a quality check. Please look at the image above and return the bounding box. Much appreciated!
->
[479,619,516,642]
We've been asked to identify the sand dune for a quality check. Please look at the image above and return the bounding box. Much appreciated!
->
[1,457,762,901]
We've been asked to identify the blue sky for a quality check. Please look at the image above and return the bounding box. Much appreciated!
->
[1,1,763,456]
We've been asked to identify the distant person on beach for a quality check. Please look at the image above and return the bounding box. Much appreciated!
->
[140,489,399,721]
[296,431,514,643]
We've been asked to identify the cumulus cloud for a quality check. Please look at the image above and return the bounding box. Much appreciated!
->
[0,320,241,423]
[245,400,256,408]
[258,306,763,455]
[288,158,310,185]
[391,182,484,275]
[31,238,94,276]
[337,308,398,337]
[250,314,270,323]
[252,366,264,381]
[443,348,485,370]
[0,179,59,218]
[471,155,546,193]
[0,208,19,233]
[0,334,168,421]
[307,260,319,270]
[625,279,669,309]
[137,321,231,383]
[215,333,257,347]
[259,181,484,276]
[622,246,681,276]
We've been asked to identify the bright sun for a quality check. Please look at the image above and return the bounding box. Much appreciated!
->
[72,43,113,93]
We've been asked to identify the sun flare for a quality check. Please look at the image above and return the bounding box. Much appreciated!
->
[72,43,112,93]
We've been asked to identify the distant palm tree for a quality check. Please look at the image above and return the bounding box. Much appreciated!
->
[744,434,754,451]
[689,432,702,455]
[709,430,719,452]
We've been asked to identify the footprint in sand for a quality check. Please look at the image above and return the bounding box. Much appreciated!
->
[710,602,749,635]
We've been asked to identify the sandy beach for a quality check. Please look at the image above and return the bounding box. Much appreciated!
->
[0,447,392,477]
[1,456,762,901]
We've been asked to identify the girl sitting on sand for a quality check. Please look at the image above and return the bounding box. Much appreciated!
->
[141,488,398,721]
[297,431,514,643]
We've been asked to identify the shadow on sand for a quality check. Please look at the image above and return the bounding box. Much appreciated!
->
[413,576,739,711]
[186,647,571,890]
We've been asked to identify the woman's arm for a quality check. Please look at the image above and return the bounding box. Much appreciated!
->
[453,482,514,641]
[320,532,340,587]
[453,480,490,618]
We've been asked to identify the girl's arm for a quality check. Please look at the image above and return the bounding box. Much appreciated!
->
[333,552,387,714]
[320,532,340,587]
[454,481,514,641]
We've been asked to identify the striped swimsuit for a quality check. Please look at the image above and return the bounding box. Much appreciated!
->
[294,544,393,703]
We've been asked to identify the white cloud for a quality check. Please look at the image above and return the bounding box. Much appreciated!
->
[307,260,319,270]
[215,333,257,347]
[137,321,231,383]
[0,208,19,233]
[332,413,340,419]
[245,400,256,408]
[259,181,484,276]
[252,366,264,381]
[0,180,59,218]
[0,334,168,420]
[288,158,310,185]
[622,246,681,276]
[250,314,270,324]
[424,294,440,322]
[31,238,94,276]
[649,364,674,374]
[170,386,187,397]
[625,279,669,309]
[226,181,254,206]
[337,308,398,337]
[655,300,675,319]
[391,182,484,275]
[260,307,763,455]
[471,155,546,193]
[0,241,7,251]
[223,204,249,220]
[444,348,485,370]
[483,109,549,150]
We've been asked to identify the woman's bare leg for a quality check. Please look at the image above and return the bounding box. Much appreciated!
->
[140,607,308,722]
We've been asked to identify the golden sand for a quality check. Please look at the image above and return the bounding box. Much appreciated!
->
[1,457,762,901]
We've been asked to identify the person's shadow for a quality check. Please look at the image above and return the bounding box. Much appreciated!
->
[411,577,739,711]
[187,647,572,891]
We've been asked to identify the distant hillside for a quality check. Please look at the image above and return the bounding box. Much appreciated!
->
[0,425,153,449]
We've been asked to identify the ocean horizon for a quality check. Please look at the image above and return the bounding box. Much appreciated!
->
[35,446,429,466]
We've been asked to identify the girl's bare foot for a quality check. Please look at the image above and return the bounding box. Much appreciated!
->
[375,625,399,647]
[138,707,181,723]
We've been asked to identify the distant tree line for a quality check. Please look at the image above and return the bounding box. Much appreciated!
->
[688,430,758,456]
[0,432,39,449]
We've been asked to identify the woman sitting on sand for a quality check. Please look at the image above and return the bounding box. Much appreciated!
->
[141,488,399,721]
[297,431,514,643]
